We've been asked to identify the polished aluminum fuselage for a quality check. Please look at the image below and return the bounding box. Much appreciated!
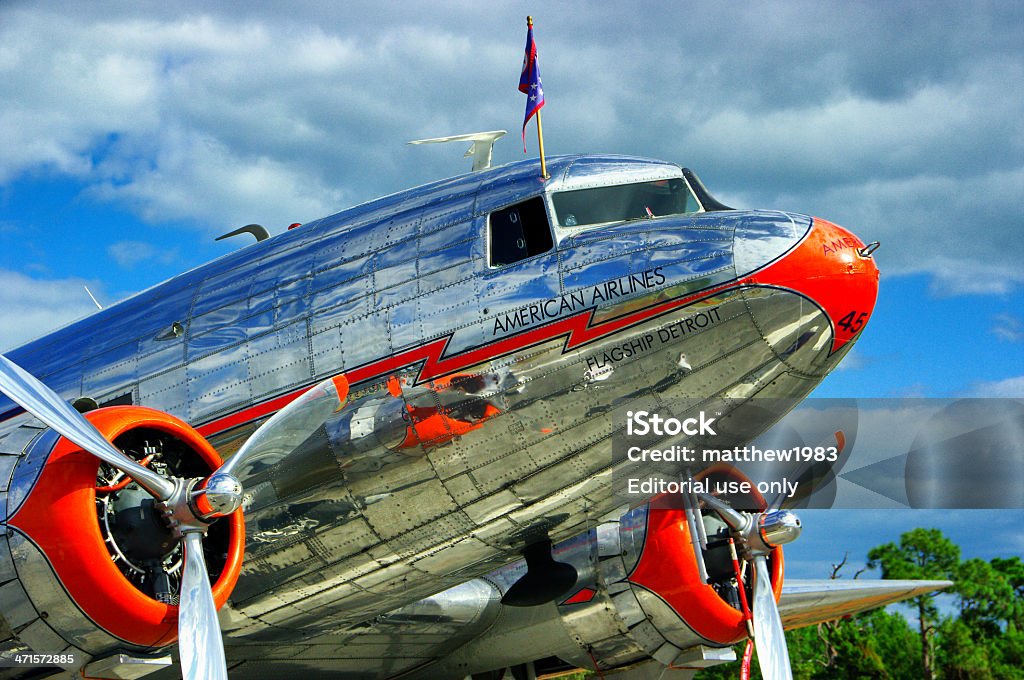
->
[0,155,845,657]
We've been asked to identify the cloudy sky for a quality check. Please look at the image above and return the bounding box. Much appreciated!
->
[0,1,1021,576]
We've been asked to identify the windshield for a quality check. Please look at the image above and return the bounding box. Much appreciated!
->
[552,178,700,227]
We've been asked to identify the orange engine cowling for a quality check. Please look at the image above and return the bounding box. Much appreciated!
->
[550,488,783,669]
[2,406,244,654]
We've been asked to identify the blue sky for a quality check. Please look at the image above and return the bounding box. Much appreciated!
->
[0,1,1021,579]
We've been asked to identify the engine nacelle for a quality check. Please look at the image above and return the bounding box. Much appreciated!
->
[550,501,782,669]
[0,407,244,660]
[428,493,784,676]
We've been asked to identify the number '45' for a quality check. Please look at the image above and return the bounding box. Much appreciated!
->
[837,311,868,333]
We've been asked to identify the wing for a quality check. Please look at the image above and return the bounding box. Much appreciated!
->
[778,578,953,630]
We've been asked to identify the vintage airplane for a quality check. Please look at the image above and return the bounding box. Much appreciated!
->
[0,151,948,680]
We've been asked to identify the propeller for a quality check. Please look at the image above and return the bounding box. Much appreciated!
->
[751,554,792,679]
[0,354,350,679]
[0,354,241,680]
[179,531,227,678]
[0,355,175,500]
[698,491,800,680]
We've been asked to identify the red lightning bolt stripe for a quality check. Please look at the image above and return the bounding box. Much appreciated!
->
[196,279,743,437]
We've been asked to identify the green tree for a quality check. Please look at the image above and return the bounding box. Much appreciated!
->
[696,534,1024,679]
[956,558,1015,634]
[991,557,1024,627]
[696,609,921,680]
[867,528,960,680]
[938,556,1024,679]
[939,617,995,679]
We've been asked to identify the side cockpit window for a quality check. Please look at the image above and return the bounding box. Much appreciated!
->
[488,196,553,267]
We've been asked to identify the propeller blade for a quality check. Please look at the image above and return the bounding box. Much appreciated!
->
[178,531,228,680]
[0,354,175,499]
[216,374,349,482]
[751,554,793,680]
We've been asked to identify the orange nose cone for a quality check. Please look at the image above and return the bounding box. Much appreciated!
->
[745,218,880,353]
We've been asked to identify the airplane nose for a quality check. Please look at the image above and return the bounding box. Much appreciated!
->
[738,217,880,355]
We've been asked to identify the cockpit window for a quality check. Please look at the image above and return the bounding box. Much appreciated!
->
[552,178,700,227]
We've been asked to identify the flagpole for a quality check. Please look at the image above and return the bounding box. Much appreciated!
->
[536,110,548,179]
[526,16,549,180]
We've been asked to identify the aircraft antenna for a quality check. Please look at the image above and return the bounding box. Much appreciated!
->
[84,285,103,310]
[215,224,271,243]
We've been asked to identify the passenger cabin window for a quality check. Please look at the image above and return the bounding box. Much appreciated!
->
[552,178,700,227]
[488,196,553,267]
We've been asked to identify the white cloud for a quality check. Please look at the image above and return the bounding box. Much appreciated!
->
[0,1,1019,293]
[107,240,180,269]
[0,270,100,352]
[992,313,1024,343]
[834,349,867,372]
[972,375,1024,398]
[88,126,348,230]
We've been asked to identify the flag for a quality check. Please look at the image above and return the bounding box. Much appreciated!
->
[519,19,545,151]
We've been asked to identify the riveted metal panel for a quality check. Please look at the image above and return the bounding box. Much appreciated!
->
[309,326,345,379]
[247,324,313,396]
[16,618,66,655]
[387,304,424,356]
[0,579,36,630]
[188,322,248,359]
[459,489,523,526]
[733,211,811,276]
[309,295,367,339]
[741,286,836,378]
[423,262,484,322]
[310,275,373,324]
[189,295,251,337]
[82,345,138,398]
[633,227,734,271]
[560,254,634,295]
[410,536,494,576]
[137,365,188,416]
[632,588,708,651]
[600,553,630,587]
[376,236,419,271]
[275,279,312,329]
[304,520,382,568]
[479,255,561,310]
[553,155,681,192]
[610,589,646,628]
[8,531,121,654]
[619,505,649,574]
[596,521,622,559]
[0,460,19,496]
[191,261,257,314]
[351,561,421,596]
[357,467,457,540]
[285,581,364,616]
[312,250,376,289]
[627,618,668,655]
[419,237,475,273]
[0,426,43,456]
[338,312,387,368]
[416,217,475,254]
[7,429,57,519]
[0,157,859,658]
[377,278,420,318]
[0,532,15,583]
[136,343,185,380]
[186,344,252,422]
[652,640,684,665]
